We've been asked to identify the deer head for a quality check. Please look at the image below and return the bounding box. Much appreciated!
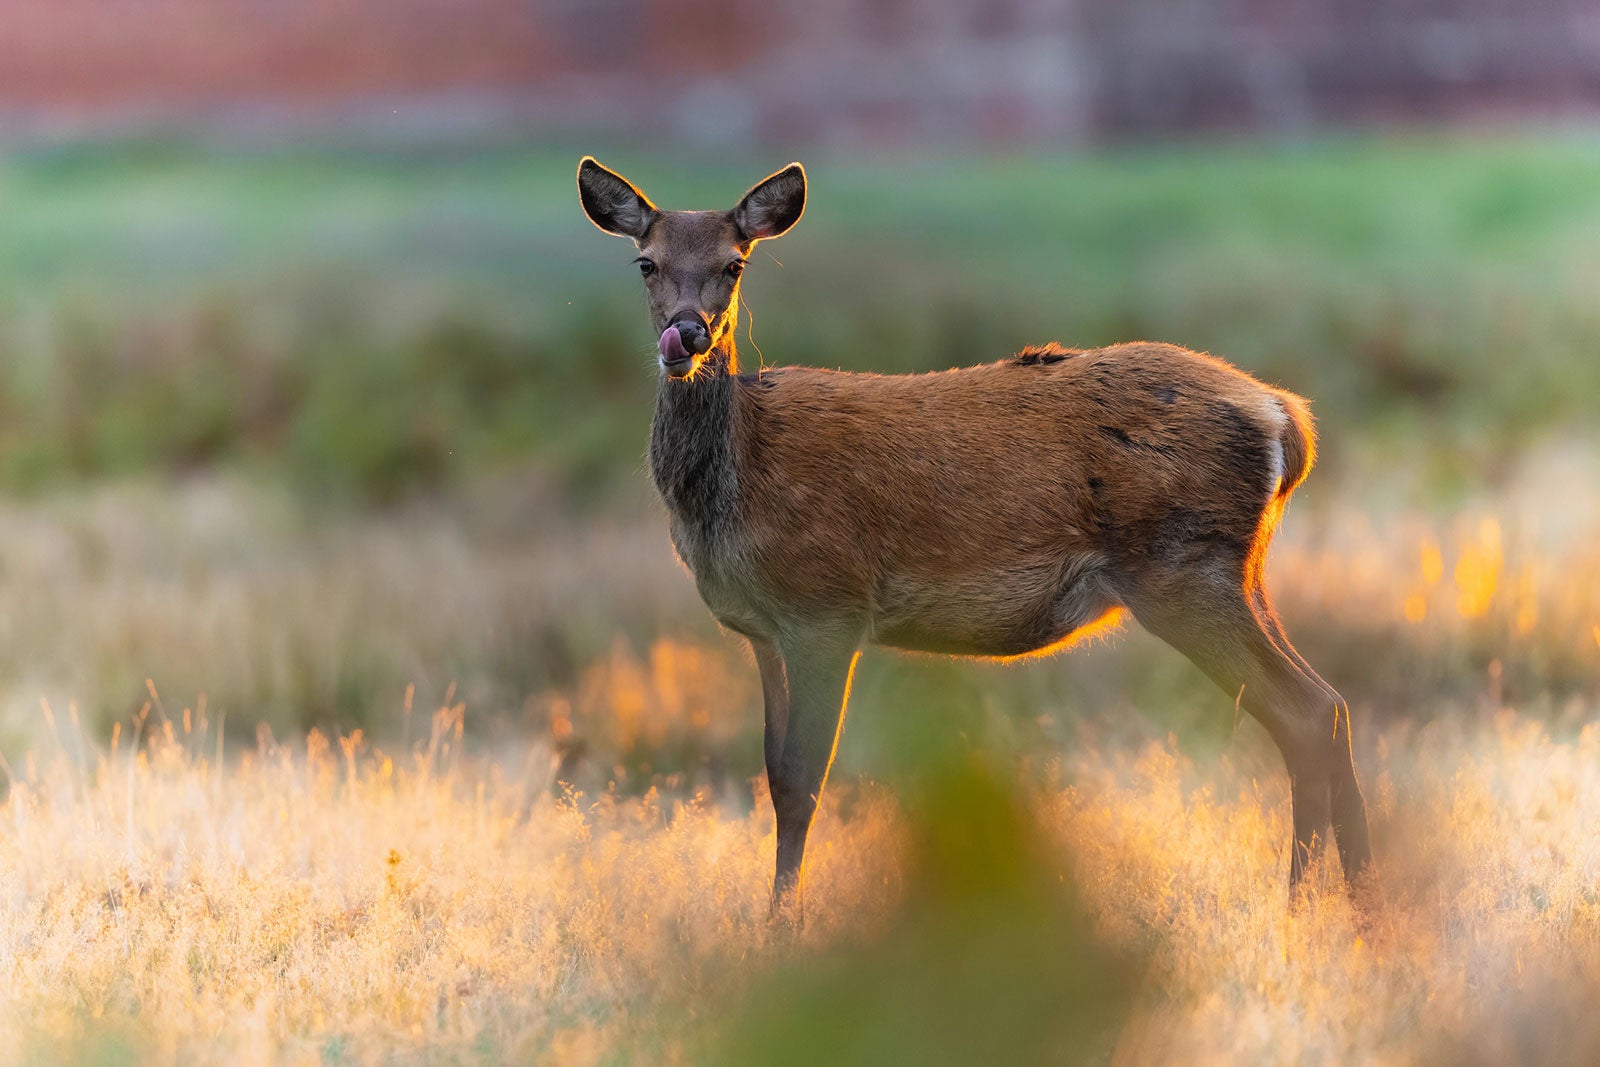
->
[578,157,806,378]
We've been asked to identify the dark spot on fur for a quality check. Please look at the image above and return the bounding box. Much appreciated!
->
[1156,385,1178,404]
[1147,507,1249,566]
[1014,343,1080,366]
[1149,508,1205,556]
[1099,424,1178,458]
[1087,476,1104,492]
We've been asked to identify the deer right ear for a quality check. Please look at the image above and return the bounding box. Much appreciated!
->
[577,157,659,240]
[734,163,806,242]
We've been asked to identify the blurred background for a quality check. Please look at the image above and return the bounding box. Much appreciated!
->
[0,0,1597,779]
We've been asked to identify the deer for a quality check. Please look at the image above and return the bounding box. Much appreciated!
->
[576,156,1373,919]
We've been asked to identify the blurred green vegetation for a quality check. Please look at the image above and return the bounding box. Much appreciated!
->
[0,136,1596,502]
[707,753,1135,1067]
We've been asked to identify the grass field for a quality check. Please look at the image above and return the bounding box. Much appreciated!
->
[0,136,1597,1062]
[0,461,1595,1063]
[3,562,1599,1064]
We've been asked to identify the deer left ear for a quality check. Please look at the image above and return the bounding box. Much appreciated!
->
[734,163,806,242]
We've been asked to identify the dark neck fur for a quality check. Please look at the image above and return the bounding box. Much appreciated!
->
[649,344,741,531]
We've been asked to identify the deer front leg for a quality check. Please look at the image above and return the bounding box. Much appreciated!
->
[769,626,861,922]
[749,636,790,798]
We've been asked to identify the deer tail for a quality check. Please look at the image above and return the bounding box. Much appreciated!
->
[1273,391,1316,500]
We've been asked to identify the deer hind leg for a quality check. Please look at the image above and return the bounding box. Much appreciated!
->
[1248,584,1372,886]
[767,625,862,922]
[1126,564,1371,892]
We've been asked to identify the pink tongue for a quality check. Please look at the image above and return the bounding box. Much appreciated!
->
[659,326,690,362]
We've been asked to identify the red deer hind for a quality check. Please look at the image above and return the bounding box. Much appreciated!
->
[577,157,1373,916]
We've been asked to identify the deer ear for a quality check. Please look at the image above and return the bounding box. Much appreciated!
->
[734,163,806,242]
[577,157,658,240]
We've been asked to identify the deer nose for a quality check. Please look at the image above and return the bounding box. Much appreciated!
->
[668,311,712,355]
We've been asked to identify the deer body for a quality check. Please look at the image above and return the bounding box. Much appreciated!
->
[580,157,1373,917]
[654,343,1305,660]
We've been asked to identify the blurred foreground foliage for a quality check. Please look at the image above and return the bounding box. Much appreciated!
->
[709,758,1134,1067]
[707,666,1137,1066]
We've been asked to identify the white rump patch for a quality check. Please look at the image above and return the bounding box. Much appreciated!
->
[1255,395,1291,496]
[1266,438,1286,496]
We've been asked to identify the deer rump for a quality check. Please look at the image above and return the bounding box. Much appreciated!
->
[681,340,1312,661]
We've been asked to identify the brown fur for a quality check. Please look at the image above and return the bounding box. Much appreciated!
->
[578,157,1373,918]
[714,343,1308,654]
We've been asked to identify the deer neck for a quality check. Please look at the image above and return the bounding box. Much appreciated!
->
[649,343,741,536]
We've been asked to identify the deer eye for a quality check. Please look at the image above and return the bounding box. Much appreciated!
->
[636,258,656,278]
[725,260,745,279]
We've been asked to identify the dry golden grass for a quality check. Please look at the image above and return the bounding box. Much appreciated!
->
[0,704,902,1064]
[0,445,1597,1064]
[8,699,1600,1063]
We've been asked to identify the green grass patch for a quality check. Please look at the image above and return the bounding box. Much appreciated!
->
[0,135,1595,500]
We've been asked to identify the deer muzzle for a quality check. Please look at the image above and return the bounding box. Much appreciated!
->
[659,325,693,371]
[659,314,711,375]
